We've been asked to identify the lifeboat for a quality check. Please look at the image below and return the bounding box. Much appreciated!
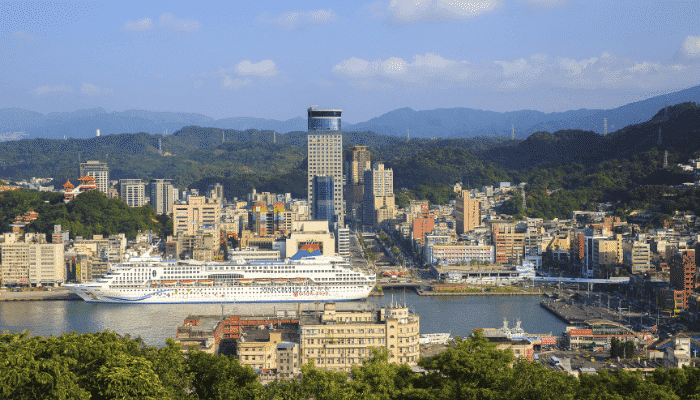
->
[256,278,271,284]
[272,278,287,283]
[180,280,194,285]
[237,279,253,283]
[291,278,305,282]
[199,279,213,285]
[150,282,159,287]
[162,280,176,285]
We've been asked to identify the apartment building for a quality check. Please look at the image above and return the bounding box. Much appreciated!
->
[173,195,221,235]
[0,242,64,285]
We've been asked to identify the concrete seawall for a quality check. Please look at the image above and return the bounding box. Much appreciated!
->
[0,289,81,302]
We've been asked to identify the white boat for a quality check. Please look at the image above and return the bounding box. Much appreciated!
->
[419,333,451,345]
[64,245,376,304]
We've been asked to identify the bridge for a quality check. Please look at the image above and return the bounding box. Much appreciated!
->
[532,276,629,284]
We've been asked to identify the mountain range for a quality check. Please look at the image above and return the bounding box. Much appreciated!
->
[1,84,699,140]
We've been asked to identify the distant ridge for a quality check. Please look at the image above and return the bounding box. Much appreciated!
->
[2,83,699,140]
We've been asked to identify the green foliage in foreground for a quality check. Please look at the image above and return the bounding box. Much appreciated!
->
[4,330,700,400]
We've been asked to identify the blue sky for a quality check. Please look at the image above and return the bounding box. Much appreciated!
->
[1,0,699,122]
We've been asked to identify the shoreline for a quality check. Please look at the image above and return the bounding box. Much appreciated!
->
[0,289,82,302]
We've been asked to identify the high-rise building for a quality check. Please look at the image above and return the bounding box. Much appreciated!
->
[363,163,396,227]
[150,179,176,214]
[346,145,371,221]
[313,176,335,226]
[119,179,146,207]
[307,107,343,223]
[79,160,109,194]
[455,190,481,235]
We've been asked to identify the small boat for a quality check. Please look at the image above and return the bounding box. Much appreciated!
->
[199,279,213,285]
[272,278,287,283]
[291,278,305,282]
[161,280,176,285]
[150,282,159,286]
[256,278,271,284]
[180,280,194,285]
[237,279,253,283]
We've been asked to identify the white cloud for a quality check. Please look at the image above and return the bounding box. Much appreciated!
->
[333,51,700,92]
[193,80,203,89]
[103,88,114,95]
[370,0,503,23]
[35,84,72,96]
[81,82,101,96]
[222,76,252,91]
[122,17,153,32]
[235,60,279,78]
[518,0,567,10]
[159,12,200,33]
[680,35,700,59]
[269,9,337,30]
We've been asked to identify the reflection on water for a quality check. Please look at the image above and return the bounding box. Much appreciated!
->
[0,292,566,347]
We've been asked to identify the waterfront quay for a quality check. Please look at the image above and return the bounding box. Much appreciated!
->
[0,287,80,302]
[541,296,647,326]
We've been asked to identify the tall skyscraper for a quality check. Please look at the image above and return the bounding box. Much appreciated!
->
[346,145,371,221]
[313,175,334,226]
[363,163,395,227]
[119,179,146,207]
[455,190,481,235]
[307,106,344,223]
[79,160,109,194]
[150,179,176,214]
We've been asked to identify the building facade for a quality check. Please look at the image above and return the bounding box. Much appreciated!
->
[79,160,109,194]
[669,249,697,310]
[119,179,146,207]
[455,191,481,235]
[150,179,176,214]
[0,243,64,286]
[299,303,420,372]
[491,222,524,265]
[307,107,344,223]
[346,145,371,221]
[173,196,221,236]
[363,163,396,227]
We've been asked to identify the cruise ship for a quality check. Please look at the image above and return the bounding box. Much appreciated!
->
[64,245,376,304]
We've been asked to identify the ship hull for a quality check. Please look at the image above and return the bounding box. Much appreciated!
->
[65,284,374,304]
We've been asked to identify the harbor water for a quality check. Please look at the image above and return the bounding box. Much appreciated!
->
[0,290,566,347]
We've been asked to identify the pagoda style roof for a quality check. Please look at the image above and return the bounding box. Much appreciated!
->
[78,174,96,181]
[62,179,74,189]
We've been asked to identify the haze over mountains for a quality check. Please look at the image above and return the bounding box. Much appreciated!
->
[2,84,699,141]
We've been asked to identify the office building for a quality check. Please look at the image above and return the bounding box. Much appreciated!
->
[150,179,176,214]
[119,179,146,207]
[346,145,371,220]
[623,240,651,274]
[455,190,481,235]
[307,107,344,223]
[172,195,221,236]
[363,163,396,227]
[335,224,350,260]
[79,160,109,194]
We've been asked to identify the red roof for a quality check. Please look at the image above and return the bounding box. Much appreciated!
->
[78,174,96,181]
[569,329,593,336]
[62,179,74,189]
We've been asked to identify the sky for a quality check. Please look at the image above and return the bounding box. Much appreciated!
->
[1,0,699,123]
